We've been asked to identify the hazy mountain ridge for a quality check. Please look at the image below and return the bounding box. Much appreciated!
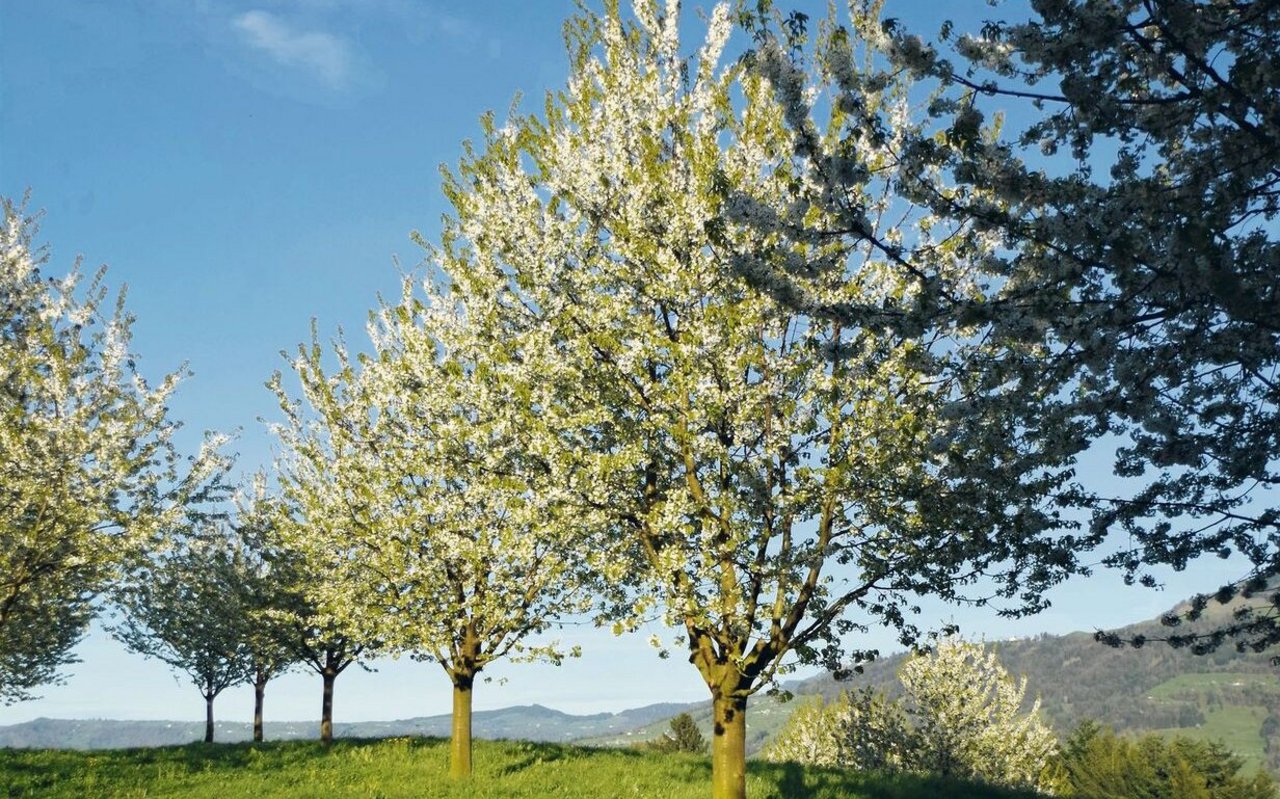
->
[0,701,701,750]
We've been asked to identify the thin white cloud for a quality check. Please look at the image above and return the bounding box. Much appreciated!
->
[232,10,353,89]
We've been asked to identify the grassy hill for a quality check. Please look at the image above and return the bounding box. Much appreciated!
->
[0,737,1045,799]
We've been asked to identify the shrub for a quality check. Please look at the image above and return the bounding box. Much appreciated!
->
[765,639,1060,793]
[1057,722,1276,799]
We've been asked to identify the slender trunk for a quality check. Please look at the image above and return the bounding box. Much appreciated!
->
[253,667,268,742]
[710,693,747,799]
[450,674,474,778]
[204,694,215,744]
[320,669,336,744]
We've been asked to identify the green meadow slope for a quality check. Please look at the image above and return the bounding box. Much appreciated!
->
[0,737,1043,799]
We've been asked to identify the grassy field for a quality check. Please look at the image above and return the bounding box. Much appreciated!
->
[0,736,1046,799]
[1143,671,1277,774]
[1151,705,1271,774]
[1147,672,1278,700]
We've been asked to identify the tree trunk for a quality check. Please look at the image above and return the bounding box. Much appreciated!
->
[253,667,268,742]
[320,669,336,744]
[711,693,747,799]
[450,674,474,778]
[204,694,215,744]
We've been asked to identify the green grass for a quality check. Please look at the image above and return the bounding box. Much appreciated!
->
[1142,671,1276,774]
[1152,705,1270,775]
[1147,672,1278,701]
[0,736,1045,799]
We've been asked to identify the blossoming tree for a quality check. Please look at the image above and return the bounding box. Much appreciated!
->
[0,199,228,704]
[271,292,598,775]
[427,3,1082,797]
[257,419,379,746]
[112,525,256,743]
[764,639,1059,793]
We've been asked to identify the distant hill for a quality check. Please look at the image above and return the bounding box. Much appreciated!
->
[0,702,698,750]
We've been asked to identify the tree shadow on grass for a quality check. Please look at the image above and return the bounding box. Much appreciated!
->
[117,735,441,773]
[493,740,648,777]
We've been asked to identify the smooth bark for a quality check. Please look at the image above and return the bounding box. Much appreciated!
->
[711,694,747,799]
[450,675,474,778]
[204,694,215,744]
[253,667,268,742]
[320,669,336,744]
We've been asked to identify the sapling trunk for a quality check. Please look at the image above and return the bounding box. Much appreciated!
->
[253,668,268,742]
[204,695,215,744]
[450,673,474,778]
[320,669,336,744]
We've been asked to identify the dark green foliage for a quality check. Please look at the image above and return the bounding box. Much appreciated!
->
[649,713,709,755]
[1057,722,1276,799]
[0,737,1051,799]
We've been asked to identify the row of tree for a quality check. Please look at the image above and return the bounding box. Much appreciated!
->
[3,2,1276,798]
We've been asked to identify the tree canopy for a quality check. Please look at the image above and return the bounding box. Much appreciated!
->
[111,525,256,743]
[270,282,599,771]
[742,0,1280,656]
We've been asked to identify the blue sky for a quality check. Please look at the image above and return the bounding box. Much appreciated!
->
[0,0,1251,728]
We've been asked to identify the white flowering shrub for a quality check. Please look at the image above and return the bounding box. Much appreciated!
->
[765,688,912,772]
[765,641,1059,793]
[900,638,1059,791]
[832,687,916,773]
[763,697,841,767]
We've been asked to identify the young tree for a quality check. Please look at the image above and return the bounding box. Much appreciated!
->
[765,688,912,772]
[743,2,1280,655]
[254,487,373,746]
[112,527,255,743]
[0,199,228,704]
[761,697,841,767]
[651,712,709,755]
[270,296,596,773]
[898,639,1058,791]
[232,485,299,743]
[428,4,1082,797]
